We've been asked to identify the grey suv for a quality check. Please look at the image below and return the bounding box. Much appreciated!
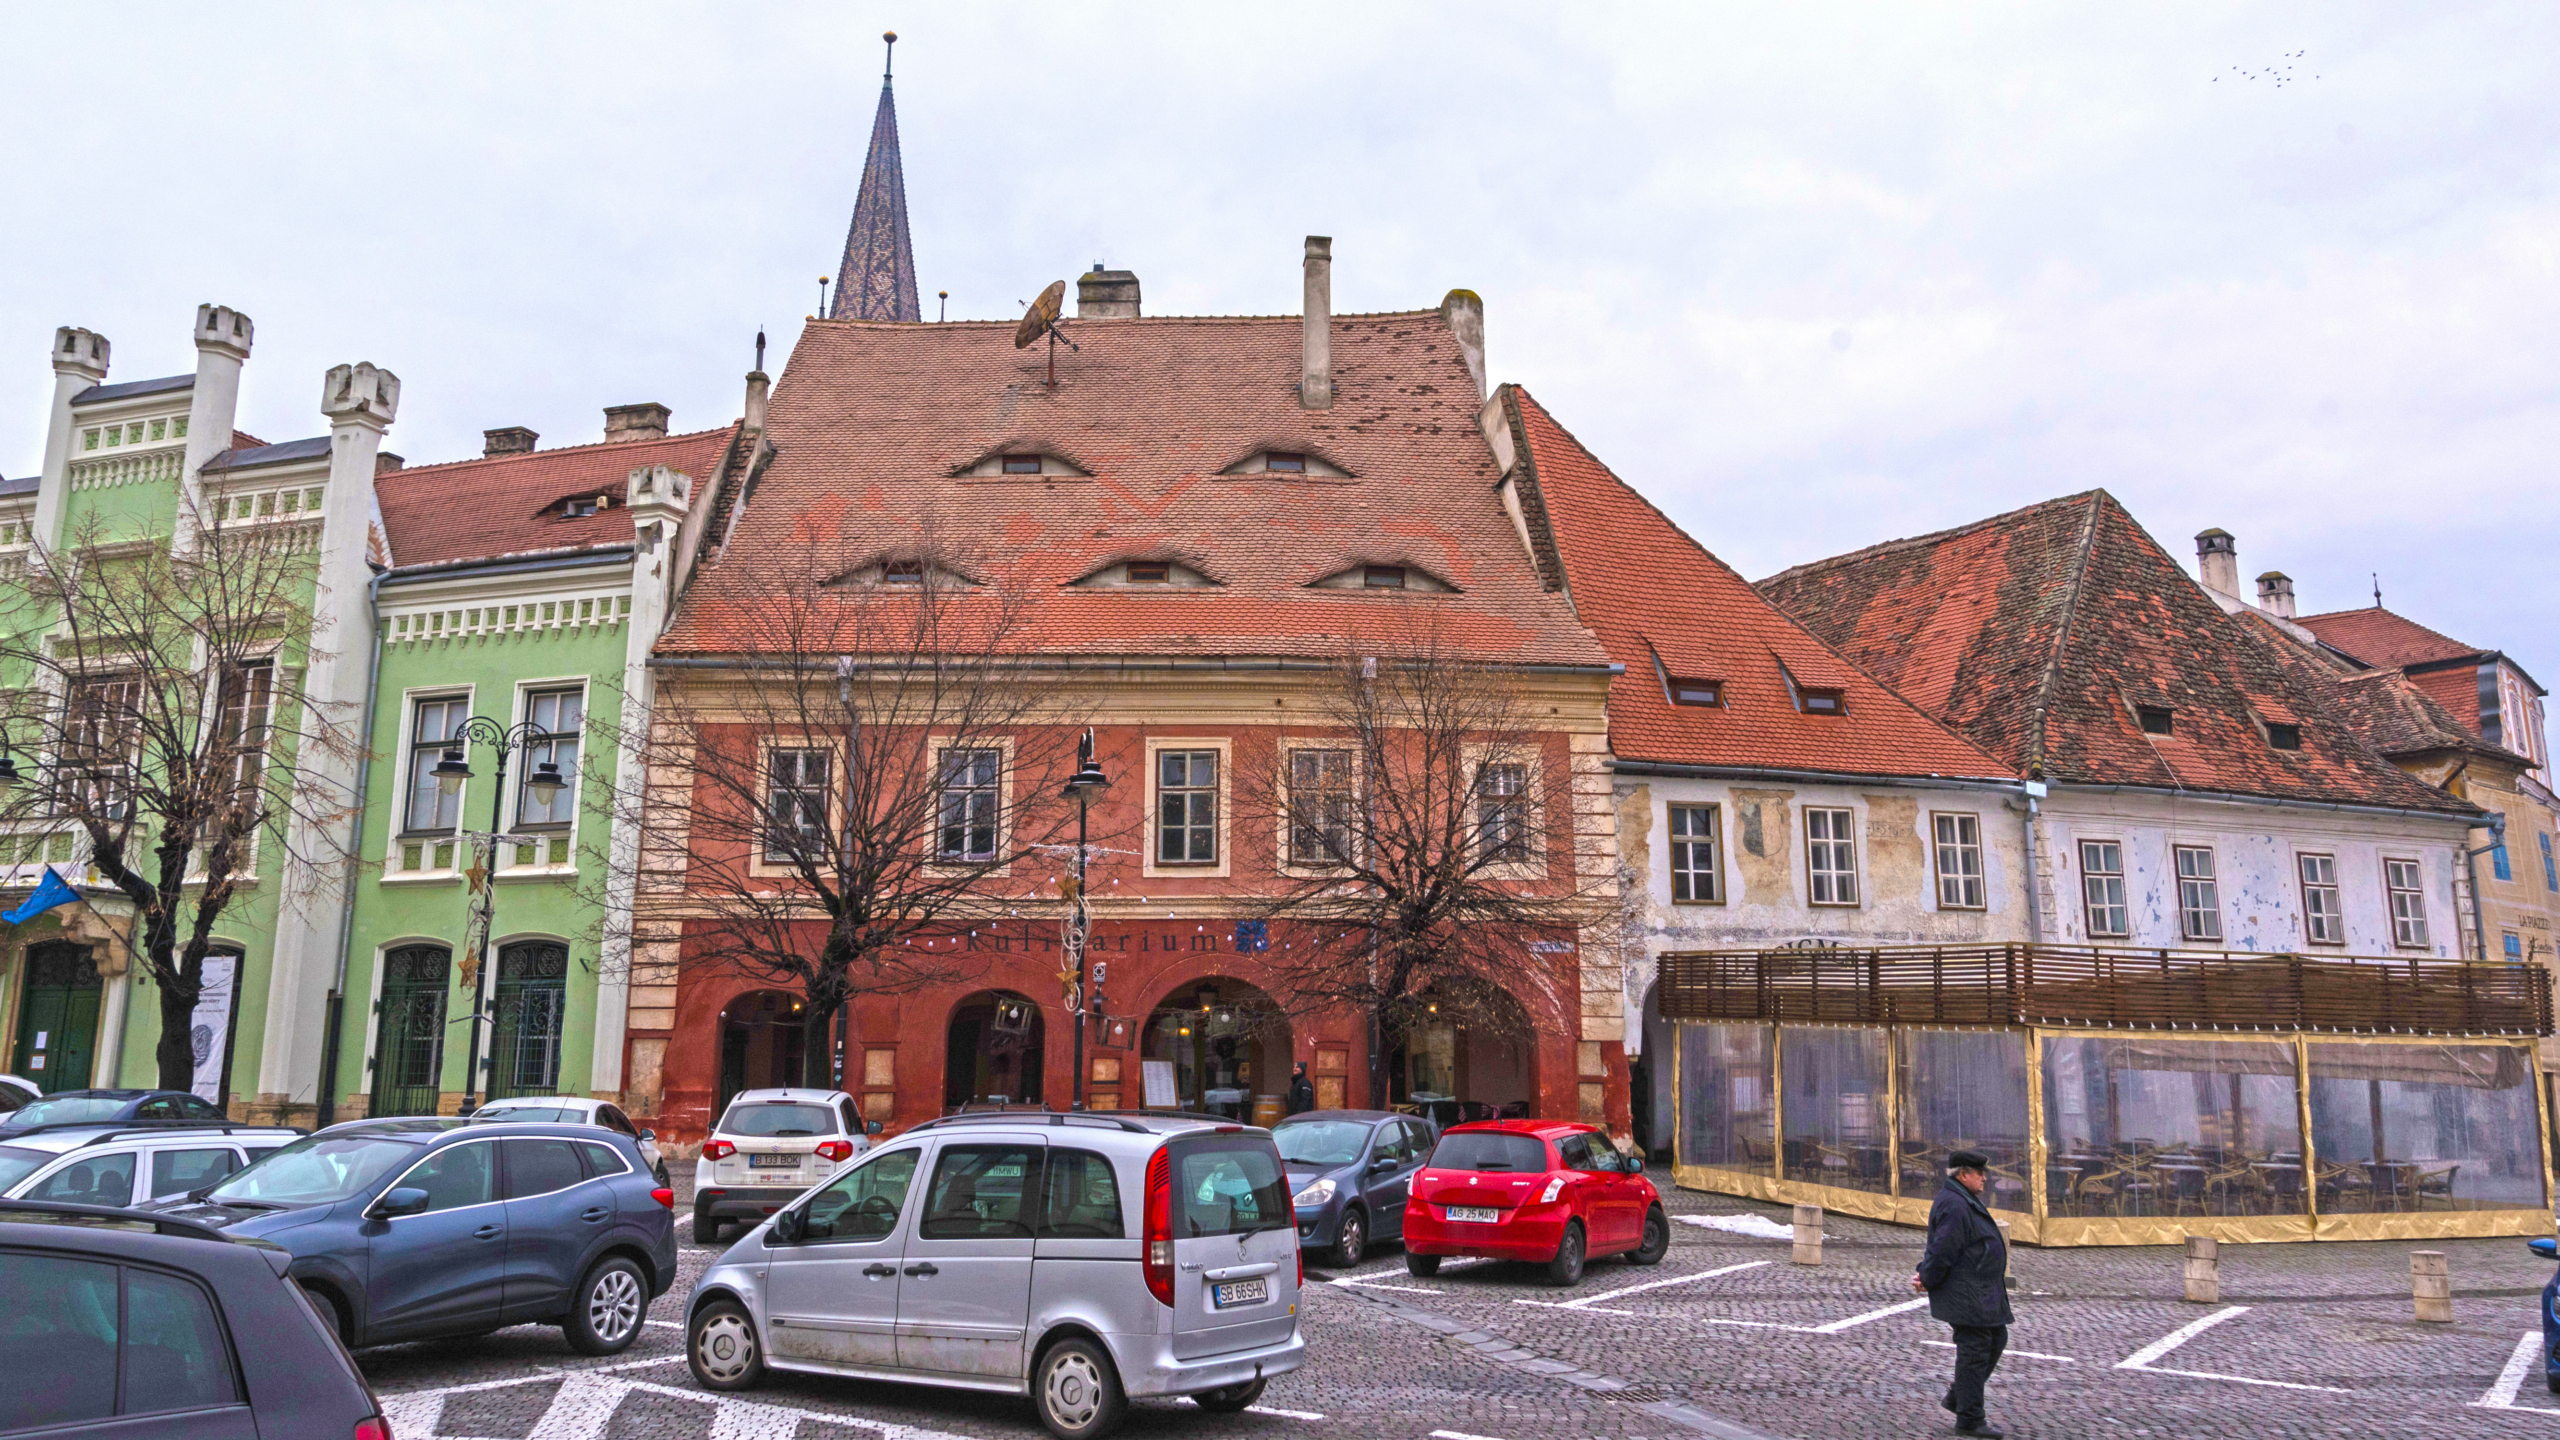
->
[685,1112,1303,1439]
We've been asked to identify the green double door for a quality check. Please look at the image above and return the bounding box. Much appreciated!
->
[11,942,102,1093]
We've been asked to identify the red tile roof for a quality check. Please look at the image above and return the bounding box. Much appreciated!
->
[2295,606,2483,671]
[376,425,740,569]
[1755,491,2475,815]
[2237,609,2524,768]
[1505,388,2010,782]
[658,312,1607,668]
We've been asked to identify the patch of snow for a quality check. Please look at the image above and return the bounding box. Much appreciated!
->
[1677,1212,1796,1240]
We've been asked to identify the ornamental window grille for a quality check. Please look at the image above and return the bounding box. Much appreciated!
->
[371,945,451,1118]
[487,940,569,1100]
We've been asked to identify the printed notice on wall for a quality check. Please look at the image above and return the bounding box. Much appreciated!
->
[189,953,238,1103]
[1142,1059,1177,1108]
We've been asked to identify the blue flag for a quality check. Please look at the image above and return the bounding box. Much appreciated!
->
[3,866,79,926]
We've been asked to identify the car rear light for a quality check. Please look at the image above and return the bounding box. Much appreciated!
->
[651,1188,675,1210]
[1143,1147,1174,1307]
[1539,1176,1566,1204]
[816,1140,853,1162]
[1298,1244,1305,1287]
[703,1139,735,1160]
[355,1417,391,1440]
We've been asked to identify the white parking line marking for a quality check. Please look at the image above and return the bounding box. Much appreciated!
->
[379,1365,985,1440]
[1512,1259,1772,1311]
[2113,1305,2348,1394]
[1248,1403,1329,1420]
[1923,1339,2075,1363]
[1431,1430,1509,1440]
[2474,1331,2559,1412]
[1700,1296,1930,1334]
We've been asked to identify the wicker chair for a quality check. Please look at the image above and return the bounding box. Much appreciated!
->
[2415,1163,2461,1209]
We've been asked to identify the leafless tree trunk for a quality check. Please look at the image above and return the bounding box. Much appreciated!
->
[603,535,1097,1094]
[0,502,358,1092]
[1233,622,1611,1111]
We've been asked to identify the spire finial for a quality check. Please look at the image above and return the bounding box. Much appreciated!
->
[755,328,766,373]
[884,31,897,80]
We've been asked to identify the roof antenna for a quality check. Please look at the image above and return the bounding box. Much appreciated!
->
[816,274,829,319]
[938,290,948,322]
[754,328,766,373]
[883,30,896,81]
[2372,572,2383,609]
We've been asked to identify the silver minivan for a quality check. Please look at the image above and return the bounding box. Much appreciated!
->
[684,1111,1304,1439]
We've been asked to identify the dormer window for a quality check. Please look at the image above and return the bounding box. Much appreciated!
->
[1670,679,1723,708]
[1798,688,1845,716]
[1310,563,1455,593]
[883,560,925,585]
[1222,449,1352,479]
[2266,722,2302,751]
[2136,704,2175,736]
[1363,565,1406,589]
[1070,558,1217,589]
[959,451,1088,478]
[1002,454,1041,474]
[1266,451,1306,473]
[1126,561,1170,584]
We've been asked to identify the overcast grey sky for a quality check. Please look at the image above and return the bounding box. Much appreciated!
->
[5,3,2552,690]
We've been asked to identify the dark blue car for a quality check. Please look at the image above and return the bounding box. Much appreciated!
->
[147,1116,677,1353]
[2532,1237,2560,1393]
[0,1088,228,1136]
[1275,1110,1438,1268]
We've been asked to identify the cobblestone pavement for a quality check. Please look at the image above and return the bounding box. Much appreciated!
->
[355,1177,2560,1439]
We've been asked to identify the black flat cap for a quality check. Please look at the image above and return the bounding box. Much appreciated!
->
[1947,1149,1991,1171]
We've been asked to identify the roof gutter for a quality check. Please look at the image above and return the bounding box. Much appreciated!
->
[646,654,1625,679]
[2038,779,2486,825]
[379,545,637,586]
[1608,759,2023,794]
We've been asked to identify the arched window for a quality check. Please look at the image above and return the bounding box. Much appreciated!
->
[372,945,452,1117]
[488,940,569,1100]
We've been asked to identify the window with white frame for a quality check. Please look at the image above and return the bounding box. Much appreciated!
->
[514,688,584,828]
[2080,839,2129,938]
[1806,806,1858,905]
[2385,858,2430,948]
[404,696,470,833]
[937,748,1001,862]
[58,674,143,818]
[1932,813,1984,909]
[1156,750,1219,865]
[1288,748,1353,867]
[2174,844,2222,941]
[219,661,273,799]
[1476,761,1531,864]
[2298,853,2343,945]
[764,748,829,860]
[1670,804,1722,903]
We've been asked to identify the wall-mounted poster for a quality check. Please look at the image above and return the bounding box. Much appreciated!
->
[189,953,239,1104]
[1141,1058,1177,1108]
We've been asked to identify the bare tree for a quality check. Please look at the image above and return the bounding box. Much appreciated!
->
[0,501,360,1093]
[1234,624,1613,1110]
[607,533,1095,1091]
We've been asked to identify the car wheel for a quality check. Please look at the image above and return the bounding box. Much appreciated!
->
[653,1161,671,1189]
[1545,1221,1587,1287]
[1332,1209,1368,1269]
[299,1282,354,1349]
[1193,1376,1267,1412]
[1035,1335,1128,1439]
[692,1200,722,1244]
[563,1257,648,1355]
[1629,1205,1670,1266]
[2547,1372,2560,1396]
[689,1299,765,1391]
[1405,1251,1442,1277]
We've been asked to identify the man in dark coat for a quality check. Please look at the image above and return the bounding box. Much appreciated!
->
[1286,1062,1316,1115]
[1911,1150,2012,1437]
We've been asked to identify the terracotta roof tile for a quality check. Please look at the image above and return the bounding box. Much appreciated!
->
[1756,491,2475,815]
[376,425,739,569]
[2241,609,2524,767]
[657,312,1606,667]
[1508,388,2010,782]
[2295,606,2484,671]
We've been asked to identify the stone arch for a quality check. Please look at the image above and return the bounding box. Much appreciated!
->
[1138,974,1294,1121]
[943,989,1046,1109]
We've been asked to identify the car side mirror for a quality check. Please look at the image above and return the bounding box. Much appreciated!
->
[773,1208,805,1244]
[376,1187,430,1219]
[1628,1152,1647,1173]
[637,1129,655,1143]
[2530,1237,2557,1259]
[1369,1157,1399,1174]
[866,1120,884,1136]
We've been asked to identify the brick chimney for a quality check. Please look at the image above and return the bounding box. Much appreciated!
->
[2257,571,2296,619]
[1077,264,1141,318]
[375,452,404,474]
[1301,236,1333,410]
[2196,528,2240,601]
[484,426,538,458]
[603,402,670,443]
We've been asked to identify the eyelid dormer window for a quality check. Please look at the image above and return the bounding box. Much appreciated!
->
[1266,451,1305,473]
[1223,450,1351,479]
[960,451,1088,478]
[1363,565,1405,589]
[1002,454,1041,474]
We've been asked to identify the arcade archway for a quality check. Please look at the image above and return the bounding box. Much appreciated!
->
[717,989,809,1116]
[1389,982,1536,1124]
[944,990,1045,1109]
[1141,977,1293,1122]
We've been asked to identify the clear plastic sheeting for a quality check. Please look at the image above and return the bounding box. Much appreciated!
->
[1679,1022,1773,1177]
[1780,1028,1892,1196]
[1898,1029,2031,1213]
[2040,1036,2305,1219]
[2306,1043,2545,1213]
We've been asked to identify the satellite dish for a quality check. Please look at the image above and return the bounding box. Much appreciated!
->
[1015,280,1067,349]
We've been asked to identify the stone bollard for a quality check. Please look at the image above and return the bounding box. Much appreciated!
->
[2182,1235,2219,1304]
[1792,1203,1824,1266]
[2411,1250,2452,1323]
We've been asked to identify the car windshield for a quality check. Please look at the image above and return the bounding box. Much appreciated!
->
[0,1145,51,1191]
[1273,1119,1370,1167]
[718,1103,833,1138]
[7,1095,127,1128]
[1428,1132,1549,1173]
[206,1134,417,1207]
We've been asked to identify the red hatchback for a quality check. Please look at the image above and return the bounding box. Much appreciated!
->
[1401,1120,1669,1285]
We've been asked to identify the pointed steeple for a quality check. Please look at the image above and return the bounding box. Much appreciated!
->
[829,31,922,323]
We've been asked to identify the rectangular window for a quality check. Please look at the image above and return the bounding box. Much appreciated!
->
[58,675,144,818]
[2543,833,2557,892]
[2175,845,2222,941]
[1124,560,1169,584]
[764,748,829,860]
[1362,565,1406,589]
[1264,451,1306,473]
[147,418,167,441]
[404,697,469,833]
[2080,840,2129,938]
[1001,454,1042,474]
[2298,853,2343,944]
[1670,804,1722,903]
[1288,748,1353,867]
[1669,679,1722,707]
[882,560,923,584]
[2266,722,2302,750]
[1797,687,1845,715]
[1933,813,1985,909]
[1476,761,1531,863]
[2506,932,2525,960]
[1806,806,1859,905]
[2136,705,2175,735]
[2492,840,2513,883]
[2385,858,2430,948]
[936,747,1001,861]
[1155,750,1218,865]
[515,687,584,828]
[218,661,273,800]
[82,428,100,451]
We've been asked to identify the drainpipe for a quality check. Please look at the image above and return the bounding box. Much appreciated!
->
[2463,811,2508,964]
[314,566,389,1129]
[2017,780,2047,945]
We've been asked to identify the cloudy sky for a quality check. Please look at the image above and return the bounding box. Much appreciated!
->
[5,3,2552,691]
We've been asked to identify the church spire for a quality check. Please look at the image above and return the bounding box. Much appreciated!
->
[829,31,922,322]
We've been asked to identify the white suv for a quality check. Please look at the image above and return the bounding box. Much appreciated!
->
[693,1088,877,1240]
[0,1121,302,1206]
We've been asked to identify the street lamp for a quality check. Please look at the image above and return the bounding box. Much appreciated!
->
[434,716,569,1111]
[1061,728,1109,1109]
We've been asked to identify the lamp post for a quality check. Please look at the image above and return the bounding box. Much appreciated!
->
[431,716,568,1112]
[1061,728,1109,1110]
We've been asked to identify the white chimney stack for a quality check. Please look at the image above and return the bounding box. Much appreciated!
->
[2257,571,2297,619]
[1301,236,1332,410]
[2196,529,2240,601]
